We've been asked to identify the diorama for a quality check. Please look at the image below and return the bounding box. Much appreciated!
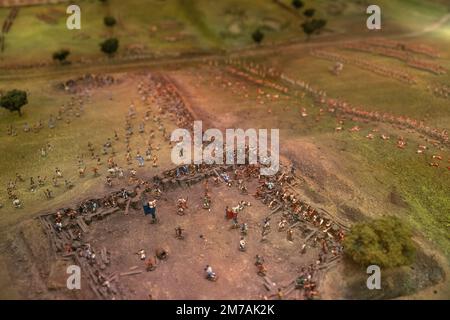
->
[0,0,448,300]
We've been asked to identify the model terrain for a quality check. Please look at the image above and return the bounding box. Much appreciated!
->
[0,0,449,300]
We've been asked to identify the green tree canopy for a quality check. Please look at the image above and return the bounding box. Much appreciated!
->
[52,49,70,63]
[343,217,416,268]
[301,18,327,39]
[104,16,117,27]
[252,29,264,44]
[100,38,119,56]
[304,8,316,17]
[0,89,28,117]
[292,0,304,9]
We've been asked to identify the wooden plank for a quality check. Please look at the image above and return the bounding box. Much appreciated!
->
[89,281,103,300]
[263,282,272,291]
[76,216,89,233]
[67,229,76,240]
[38,216,55,253]
[124,198,131,215]
[263,276,275,287]
[268,204,282,216]
[107,273,118,282]
[62,252,76,258]
[101,207,120,217]
[120,270,143,276]
[101,247,109,264]
[304,229,318,243]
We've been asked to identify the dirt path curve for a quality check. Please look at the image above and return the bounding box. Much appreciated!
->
[402,13,450,38]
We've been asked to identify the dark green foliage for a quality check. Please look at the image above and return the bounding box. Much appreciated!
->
[301,18,327,38]
[303,8,316,17]
[252,29,264,44]
[52,49,70,63]
[292,0,304,9]
[100,38,119,56]
[0,89,28,117]
[104,16,117,27]
[343,217,416,268]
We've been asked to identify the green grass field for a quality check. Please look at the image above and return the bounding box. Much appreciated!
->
[2,0,448,67]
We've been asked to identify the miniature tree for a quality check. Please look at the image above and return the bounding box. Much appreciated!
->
[344,217,416,268]
[292,0,304,9]
[252,29,264,44]
[0,89,28,117]
[100,38,119,57]
[52,49,70,64]
[301,18,327,39]
[104,16,117,27]
[303,8,316,18]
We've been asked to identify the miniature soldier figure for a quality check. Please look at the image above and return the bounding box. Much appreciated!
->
[239,237,246,252]
[257,263,267,276]
[204,265,216,281]
[15,173,24,183]
[78,167,86,177]
[152,155,158,167]
[139,122,145,134]
[177,197,188,215]
[37,176,46,186]
[136,152,145,167]
[146,256,156,271]
[278,219,287,232]
[202,195,211,210]
[65,179,74,189]
[30,177,37,192]
[287,228,294,242]
[225,206,234,220]
[240,223,248,236]
[13,197,22,209]
[143,199,157,223]
[44,189,53,199]
[255,255,264,266]
[137,249,146,260]
[331,61,344,76]
[52,176,59,187]
[262,218,271,236]
[175,226,184,240]
[117,167,124,179]
[55,220,63,232]
[145,148,152,161]
[255,255,266,276]
[55,167,63,178]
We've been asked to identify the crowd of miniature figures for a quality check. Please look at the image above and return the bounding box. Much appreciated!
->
[221,59,450,172]
[40,153,346,300]
[1,71,197,209]
[225,58,449,148]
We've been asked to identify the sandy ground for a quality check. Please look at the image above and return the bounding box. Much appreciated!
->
[85,179,319,300]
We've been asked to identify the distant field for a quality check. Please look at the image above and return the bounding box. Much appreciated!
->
[1,0,448,67]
